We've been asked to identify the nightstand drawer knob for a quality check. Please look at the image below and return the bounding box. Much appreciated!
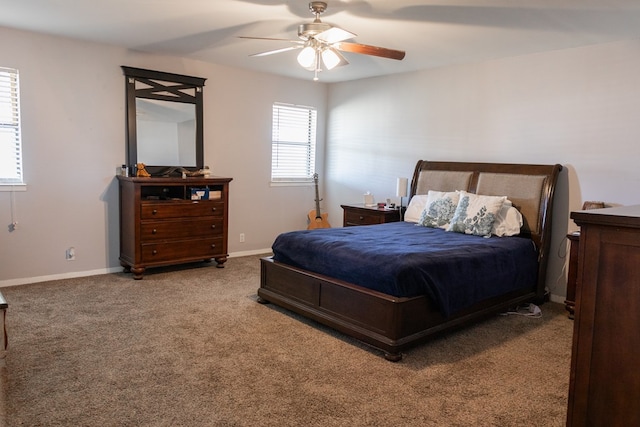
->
[152,209,158,215]
[152,229,157,234]
[359,216,364,220]
[211,244,216,249]
[152,250,157,255]
[211,224,216,229]
[211,207,216,212]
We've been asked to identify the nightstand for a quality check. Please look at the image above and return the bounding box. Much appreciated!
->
[341,204,401,227]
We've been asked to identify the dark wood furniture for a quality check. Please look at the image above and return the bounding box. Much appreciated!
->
[564,231,580,319]
[258,160,562,361]
[567,205,640,426]
[341,204,400,226]
[121,67,206,176]
[117,175,232,279]
[0,291,7,354]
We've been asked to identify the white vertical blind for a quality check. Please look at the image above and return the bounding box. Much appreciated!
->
[0,67,23,184]
[271,102,317,182]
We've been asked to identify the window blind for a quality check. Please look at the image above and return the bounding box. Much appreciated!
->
[271,103,317,182]
[0,67,23,184]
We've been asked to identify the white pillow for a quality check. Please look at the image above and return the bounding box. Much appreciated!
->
[417,190,461,229]
[447,191,506,237]
[492,200,523,237]
[404,195,429,223]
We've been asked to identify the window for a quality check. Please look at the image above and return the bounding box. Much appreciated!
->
[271,102,317,183]
[0,67,23,185]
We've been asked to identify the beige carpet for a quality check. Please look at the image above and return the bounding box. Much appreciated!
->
[0,255,572,426]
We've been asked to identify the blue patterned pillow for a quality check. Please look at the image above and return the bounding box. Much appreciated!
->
[447,192,506,237]
[417,191,460,229]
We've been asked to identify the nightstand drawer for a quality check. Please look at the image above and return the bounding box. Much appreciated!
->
[341,204,400,227]
[344,210,385,226]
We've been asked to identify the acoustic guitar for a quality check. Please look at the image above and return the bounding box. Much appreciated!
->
[307,173,331,229]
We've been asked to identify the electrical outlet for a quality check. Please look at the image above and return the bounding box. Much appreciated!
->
[239,233,245,243]
[65,247,76,261]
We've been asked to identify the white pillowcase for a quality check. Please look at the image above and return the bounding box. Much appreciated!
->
[491,200,523,237]
[447,191,506,237]
[404,195,430,223]
[417,190,461,229]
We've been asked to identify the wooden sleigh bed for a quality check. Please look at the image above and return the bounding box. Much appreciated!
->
[258,160,562,361]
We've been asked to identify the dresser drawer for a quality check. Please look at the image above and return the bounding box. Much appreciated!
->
[141,201,224,219]
[141,237,223,263]
[141,218,223,241]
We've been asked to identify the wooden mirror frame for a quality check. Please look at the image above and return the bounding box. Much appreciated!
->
[121,66,206,176]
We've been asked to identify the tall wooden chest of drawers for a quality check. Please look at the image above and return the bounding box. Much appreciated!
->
[567,205,640,426]
[117,175,232,279]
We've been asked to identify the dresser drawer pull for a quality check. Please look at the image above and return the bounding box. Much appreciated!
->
[359,216,364,220]
[211,225,216,229]
[211,207,217,212]
[211,244,216,249]
[152,209,158,215]
[152,229,157,234]
[152,250,157,255]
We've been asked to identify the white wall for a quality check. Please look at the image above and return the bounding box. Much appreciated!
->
[3,23,639,302]
[0,26,326,285]
[324,39,640,301]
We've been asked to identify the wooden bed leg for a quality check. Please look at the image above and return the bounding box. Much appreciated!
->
[384,352,403,362]
[256,296,270,304]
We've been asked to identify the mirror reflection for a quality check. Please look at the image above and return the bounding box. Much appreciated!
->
[136,99,196,166]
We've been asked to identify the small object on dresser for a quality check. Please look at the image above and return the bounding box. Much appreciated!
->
[136,163,151,177]
[190,187,209,200]
[364,192,375,207]
[582,201,605,210]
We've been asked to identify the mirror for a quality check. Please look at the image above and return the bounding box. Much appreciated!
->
[121,66,206,176]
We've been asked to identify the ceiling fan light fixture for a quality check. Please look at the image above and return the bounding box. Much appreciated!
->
[240,1,405,81]
[297,46,316,68]
[321,48,341,70]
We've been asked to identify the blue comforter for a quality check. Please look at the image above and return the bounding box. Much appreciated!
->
[271,222,538,317]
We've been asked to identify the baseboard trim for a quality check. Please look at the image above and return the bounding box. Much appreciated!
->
[0,267,123,288]
[228,248,272,258]
[0,249,273,288]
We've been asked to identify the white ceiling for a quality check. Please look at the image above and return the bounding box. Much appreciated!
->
[2,0,640,83]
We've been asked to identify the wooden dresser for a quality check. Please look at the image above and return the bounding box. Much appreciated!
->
[117,175,232,279]
[567,205,640,426]
[341,204,400,226]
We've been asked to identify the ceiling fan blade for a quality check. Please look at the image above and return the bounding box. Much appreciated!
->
[250,46,302,57]
[238,36,305,57]
[315,27,356,44]
[238,36,302,43]
[335,42,406,60]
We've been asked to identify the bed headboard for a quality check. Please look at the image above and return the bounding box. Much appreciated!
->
[410,160,562,298]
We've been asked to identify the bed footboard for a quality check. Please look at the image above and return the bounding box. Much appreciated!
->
[258,257,537,361]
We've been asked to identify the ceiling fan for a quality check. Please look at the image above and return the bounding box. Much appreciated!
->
[239,1,406,81]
